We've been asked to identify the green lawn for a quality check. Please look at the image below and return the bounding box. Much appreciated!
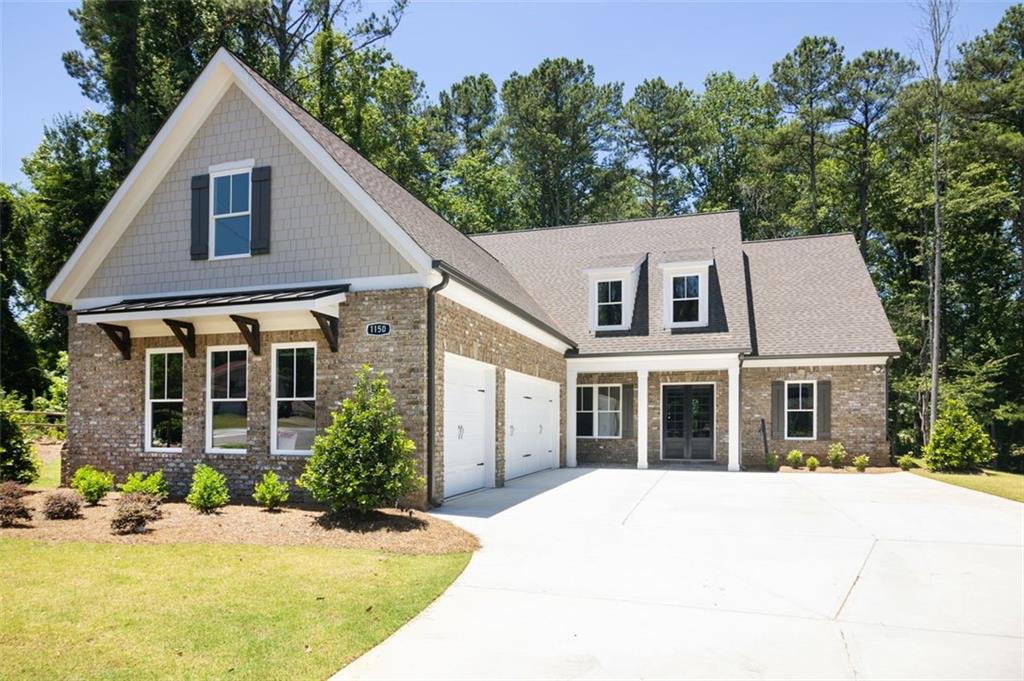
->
[910,459,1024,503]
[27,454,60,491]
[0,539,470,680]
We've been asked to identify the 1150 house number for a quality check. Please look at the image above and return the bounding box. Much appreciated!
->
[366,323,391,336]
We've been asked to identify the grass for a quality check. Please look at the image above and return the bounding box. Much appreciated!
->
[909,458,1024,503]
[0,539,470,680]
[27,454,60,491]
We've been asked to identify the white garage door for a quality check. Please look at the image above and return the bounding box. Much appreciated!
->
[443,354,495,498]
[504,371,559,481]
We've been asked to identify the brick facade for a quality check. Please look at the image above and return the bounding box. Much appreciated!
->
[575,372,638,465]
[647,371,730,466]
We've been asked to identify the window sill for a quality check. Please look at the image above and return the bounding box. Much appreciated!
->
[205,449,249,456]
[666,321,708,330]
[576,435,623,440]
[783,436,816,441]
[209,253,251,261]
[270,451,312,457]
[144,448,183,455]
[593,325,630,333]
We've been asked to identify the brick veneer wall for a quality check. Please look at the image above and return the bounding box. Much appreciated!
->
[63,289,430,507]
[431,295,566,503]
[740,364,890,467]
[575,372,638,465]
[647,371,730,466]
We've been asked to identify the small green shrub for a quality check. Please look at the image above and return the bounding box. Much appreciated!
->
[299,365,422,515]
[765,451,780,471]
[120,471,168,500]
[786,450,804,469]
[42,489,82,519]
[897,454,915,471]
[0,399,39,484]
[253,471,289,511]
[111,493,161,534]
[186,464,229,513]
[0,494,31,527]
[806,456,819,471]
[70,466,114,505]
[827,442,847,469]
[853,455,870,472]
[923,399,995,472]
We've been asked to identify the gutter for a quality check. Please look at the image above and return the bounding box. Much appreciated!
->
[425,270,450,507]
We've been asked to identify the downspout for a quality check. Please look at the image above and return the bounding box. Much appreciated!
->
[426,270,450,507]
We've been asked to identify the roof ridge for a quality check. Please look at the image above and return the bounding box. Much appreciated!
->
[471,209,741,238]
[743,231,854,245]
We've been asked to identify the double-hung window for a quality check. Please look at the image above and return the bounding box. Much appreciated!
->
[671,274,700,324]
[596,280,623,328]
[272,344,317,454]
[211,166,251,258]
[576,385,622,438]
[785,380,816,439]
[207,347,248,452]
[146,349,183,451]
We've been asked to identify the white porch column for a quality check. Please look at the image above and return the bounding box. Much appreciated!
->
[728,361,741,471]
[637,369,649,469]
[566,368,578,467]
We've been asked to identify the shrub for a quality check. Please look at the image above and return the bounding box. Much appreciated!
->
[120,471,168,500]
[827,442,847,469]
[923,399,995,472]
[786,450,804,469]
[0,493,31,527]
[42,489,82,519]
[186,464,229,513]
[897,454,915,471]
[853,455,870,472]
[111,493,161,534]
[0,480,27,499]
[0,399,39,484]
[253,471,289,511]
[299,365,422,515]
[806,456,819,471]
[765,451,780,472]
[70,465,114,505]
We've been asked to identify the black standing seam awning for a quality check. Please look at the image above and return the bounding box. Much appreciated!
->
[75,284,350,315]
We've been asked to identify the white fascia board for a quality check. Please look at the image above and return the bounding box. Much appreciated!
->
[439,279,573,354]
[568,352,741,374]
[742,355,891,368]
[657,259,714,270]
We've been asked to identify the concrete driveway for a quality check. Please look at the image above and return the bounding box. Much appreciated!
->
[337,468,1024,680]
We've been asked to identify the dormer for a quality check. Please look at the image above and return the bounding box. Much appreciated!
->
[585,254,645,333]
[659,256,713,329]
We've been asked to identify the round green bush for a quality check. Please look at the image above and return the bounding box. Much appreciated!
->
[786,450,804,469]
[0,400,39,484]
[299,365,422,515]
[253,471,289,511]
[923,399,995,472]
[852,455,870,472]
[806,456,819,471]
[897,454,915,471]
[120,471,168,500]
[70,465,114,505]
[186,464,230,513]
[826,442,847,469]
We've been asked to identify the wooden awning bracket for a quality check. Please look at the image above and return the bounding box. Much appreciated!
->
[97,323,131,360]
[229,315,261,355]
[162,319,196,357]
[310,311,339,353]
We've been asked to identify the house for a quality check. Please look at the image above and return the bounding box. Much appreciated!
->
[47,49,900,507]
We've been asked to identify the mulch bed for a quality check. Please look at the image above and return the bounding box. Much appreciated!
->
[1,491,479,555]
[774,465,901,474]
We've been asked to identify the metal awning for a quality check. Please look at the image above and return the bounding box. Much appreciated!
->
[77,284,349,315]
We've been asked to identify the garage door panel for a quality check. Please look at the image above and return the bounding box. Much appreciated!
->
[443,355,495,498]
[505,372,559,482]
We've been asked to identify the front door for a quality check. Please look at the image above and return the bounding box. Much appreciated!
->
[662,385,714,460]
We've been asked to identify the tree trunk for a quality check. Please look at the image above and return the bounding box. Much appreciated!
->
[809,127,818,233]
[929,106,943,436]
[858,127,870,259]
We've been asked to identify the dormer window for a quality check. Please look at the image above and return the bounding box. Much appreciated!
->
[210,160,253,259]
[586,255,644,333]
[660,260,711,329]
[596,280,623,327]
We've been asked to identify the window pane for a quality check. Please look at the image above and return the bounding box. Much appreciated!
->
[788,411,813,438]
[787,384,800,409]
[576,411,593,437]
[598,303,622,326]
[276,399,315,451]
[166,353,183,400]
[276,348,294,398]
[150,402,183,448]
[231,172,249,212]
[295,348,315,398]
[597,281,610,303]
[685,275,699,299]
[801,383,814,409]
[211,351,228,399]
[598,412,620,437]
[212,401,247,449]
[213,175,231,215]
[598,386,620,412]
[149,353,165,400]
[228,350,247,398]
[577,386,593,411]
[672,276,688,299]
[673,299,699,323]
[214,215,250,256]
[608,280,622,302]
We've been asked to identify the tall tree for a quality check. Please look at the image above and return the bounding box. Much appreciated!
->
[0,186,45,400]
[771,36,845,232]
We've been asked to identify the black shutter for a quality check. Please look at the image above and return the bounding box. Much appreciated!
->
[771,380,784,437]
[621,384,635,438]
[190,174,210,260]
[250,166,272,255]
[817,380,832,440]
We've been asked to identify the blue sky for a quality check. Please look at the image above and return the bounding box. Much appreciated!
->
[1,0,1013,187]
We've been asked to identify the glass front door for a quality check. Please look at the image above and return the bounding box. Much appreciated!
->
[662,384,715,460]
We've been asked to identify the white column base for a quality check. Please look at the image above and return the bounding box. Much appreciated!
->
[637,369,649,469]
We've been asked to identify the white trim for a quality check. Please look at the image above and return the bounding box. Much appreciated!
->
[593,278,628,331]
[658,381,717,462]
[784,379,817,441]
[566,369,578,467]
[270,342,317,456]
[144,348,184,453]
[586,264,640,333]
[209,158,254,173]
[728,363,740,471]
[742,355,891,368]
[206,344,249,454]
[660,262,710,329]
[636,369,649,469]
[567,352,742,374]
[575,384,623,440]
[209,164,253,260]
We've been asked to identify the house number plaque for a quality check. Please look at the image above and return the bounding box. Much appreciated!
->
[366,323,391,336]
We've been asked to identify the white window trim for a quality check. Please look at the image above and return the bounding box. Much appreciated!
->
[144,348,184,453]
[206,344,249,454]
[270,341,317,456]
[576,383,623,440]
[595,278,626,331]
[784,379,817,441]
[209,161,254,261]
[660,260,711,329]
[586,262,641,333]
